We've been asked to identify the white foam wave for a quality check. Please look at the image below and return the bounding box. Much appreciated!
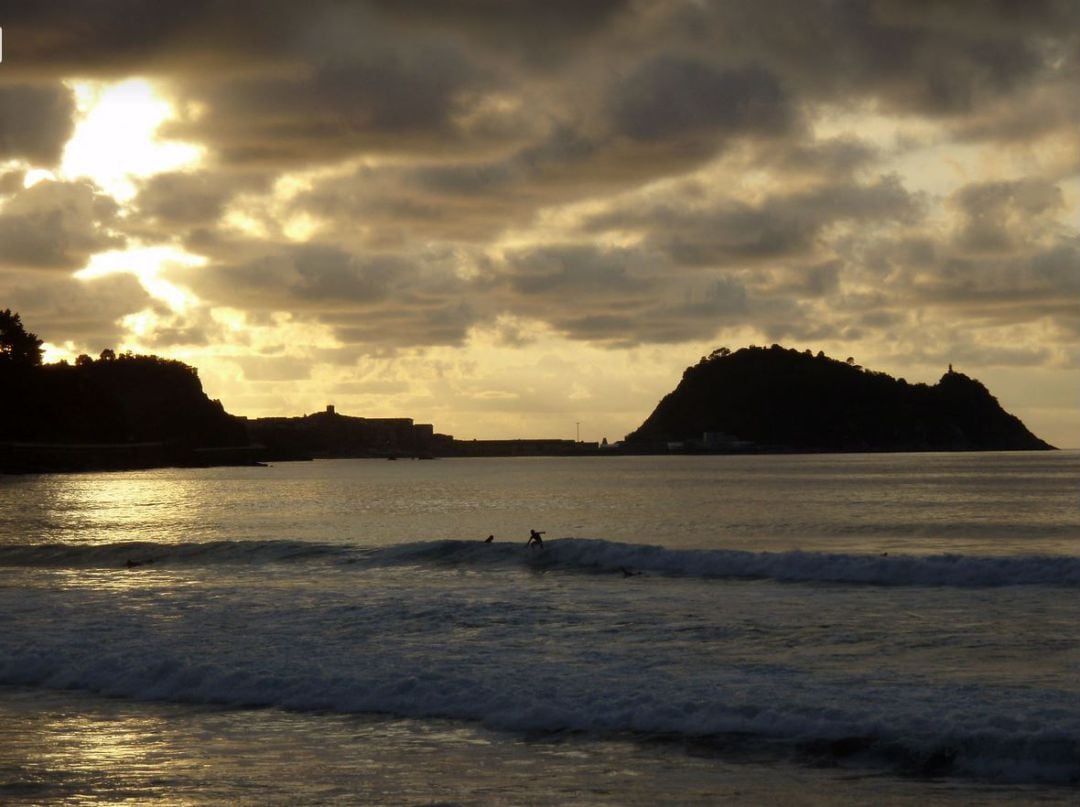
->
[1,647,1076,785]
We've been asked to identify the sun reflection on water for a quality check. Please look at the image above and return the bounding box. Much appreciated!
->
[22,473,208,546]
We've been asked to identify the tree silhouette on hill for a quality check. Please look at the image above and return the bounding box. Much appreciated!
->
[0,309,43,368]
[0,311,246,450]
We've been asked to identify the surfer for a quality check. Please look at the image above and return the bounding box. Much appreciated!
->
[484,534,495,543]
[526,529,545,549]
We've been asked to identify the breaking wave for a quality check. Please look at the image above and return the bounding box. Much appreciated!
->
[1,638,1077,785]
[2,537,1079,587]
[360,538,1080,588]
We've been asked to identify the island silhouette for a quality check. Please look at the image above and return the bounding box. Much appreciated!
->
[625,345,1054,453]
[0,311,1053,473]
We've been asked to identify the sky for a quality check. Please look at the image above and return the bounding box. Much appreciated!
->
[0,1,1077,446]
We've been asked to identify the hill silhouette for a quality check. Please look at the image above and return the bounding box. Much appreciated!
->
[626,345,1054,452]
[0,352,246,447]
[1,310,250,471]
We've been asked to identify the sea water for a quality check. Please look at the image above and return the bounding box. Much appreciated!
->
[0,453,1077,805]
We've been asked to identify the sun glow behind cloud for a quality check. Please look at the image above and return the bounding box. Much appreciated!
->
[76,246,205,311]
[58,79,213,348]
[60,79,204,201]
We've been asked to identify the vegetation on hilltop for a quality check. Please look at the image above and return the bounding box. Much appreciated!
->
[0,310,246,448]
[626,345,1054,452]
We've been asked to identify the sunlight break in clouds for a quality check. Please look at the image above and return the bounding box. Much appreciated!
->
[59,79,211,348]
[76,246,204,312]
[61,79,204,201]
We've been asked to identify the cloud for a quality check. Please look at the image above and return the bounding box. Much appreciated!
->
[133,170,271,228]
[153,5,505,168]
[608,56,794,143]
[503,244,660,299]
[583,175,921,267]
[0,82,76,165]
[0,171,26,194]
[290,124,691,247]
[911,243,1080,318]
[235,355,314,382]
[486,243,760,346]
[661,0,1071,117]
[0,180,123,270]
[196,244,402,306]
[951,178,1065,254]
[2,271,150,349]
[1,1,297,77]
[174,242,481,348]
[365,0,632,68]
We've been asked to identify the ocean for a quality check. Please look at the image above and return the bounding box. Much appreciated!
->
[0,453,1077,805]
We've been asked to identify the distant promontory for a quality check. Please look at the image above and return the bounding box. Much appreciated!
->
[0,307,1055,474]
[1,309,251,472]
[625,345,1054,453]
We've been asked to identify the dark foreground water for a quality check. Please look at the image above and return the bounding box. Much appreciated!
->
[1,453,1077,804]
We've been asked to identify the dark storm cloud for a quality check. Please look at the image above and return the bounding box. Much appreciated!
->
[665,0,1074,116]
[291,127,615,245]
[533,272,785,347]
[504,244,659,299]
[0,0,295,77]
[3,271,150,348]
[203,245,402,306]
[0,82,76,165]
[0,180,123,270]
[487,243,764,346]
[365,0,631,67]
[608,57,794,142]
[951,178,1064,253]
[412,127,599,195]
[7,1,1075,156]
[911,244,1080,318]
[762,261,843,298]
[134,171,271,228]
[175,242,481,347]
[583,176,921,267]
[325,298,479,348]
[3,0,630,77]
[165,38,493,166]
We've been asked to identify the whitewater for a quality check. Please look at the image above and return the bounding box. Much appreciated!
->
[0,453,1077,804]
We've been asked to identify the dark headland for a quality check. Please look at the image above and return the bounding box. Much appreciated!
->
[624,345,1054,453]
[0,310,1054,473]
